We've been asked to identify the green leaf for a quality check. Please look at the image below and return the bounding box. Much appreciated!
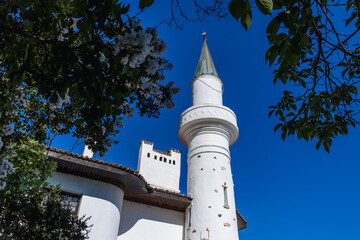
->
[255,0,273,15]
[229,0,244,20]
[77,20,91,32]
[273,0,284,9]
[323,142,330,153]
[139,0,154,10]
[345,14,356,26]
[274,123,282,132]
[286,53,300,66]
[266,17,280,40]
[241,1,252,30]
[316,139,322,150]
[269,110,275,118]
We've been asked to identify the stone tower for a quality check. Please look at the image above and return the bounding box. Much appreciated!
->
[178,33,240,240]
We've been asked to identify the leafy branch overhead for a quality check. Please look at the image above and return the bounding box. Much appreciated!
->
[228,0,360,152]
[166,0,359,152]
[263,0,360,152]
[0,0,180,156]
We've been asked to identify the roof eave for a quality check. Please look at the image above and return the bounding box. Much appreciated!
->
[47,149,191,212]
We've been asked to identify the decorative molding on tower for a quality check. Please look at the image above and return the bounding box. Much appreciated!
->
[179,105,238,146]
[179,33,240,240]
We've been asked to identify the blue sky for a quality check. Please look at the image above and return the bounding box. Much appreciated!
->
[53,2,360,239]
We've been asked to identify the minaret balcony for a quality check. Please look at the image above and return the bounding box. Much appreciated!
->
[178,104,239,146]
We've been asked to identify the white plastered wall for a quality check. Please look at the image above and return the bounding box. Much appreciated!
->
[137,141,181,192]
[48,172,124,240]
[117,200,185,240]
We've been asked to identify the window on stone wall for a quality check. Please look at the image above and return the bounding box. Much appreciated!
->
[59,190,82,214]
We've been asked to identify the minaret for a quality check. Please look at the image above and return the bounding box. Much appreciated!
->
[179,33,239,240]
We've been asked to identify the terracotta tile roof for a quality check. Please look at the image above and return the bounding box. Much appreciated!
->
[141,140,154,145]
[47,146,189,199]
[170,148,181,154]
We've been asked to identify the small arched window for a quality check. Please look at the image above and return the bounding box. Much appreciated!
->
[160,156,163,161]
[164,157,167,163]
[173,160,176,165]
[147,152,150,158]
[154,155,157,160]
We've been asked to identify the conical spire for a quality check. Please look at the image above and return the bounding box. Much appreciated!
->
[194,32,219,78]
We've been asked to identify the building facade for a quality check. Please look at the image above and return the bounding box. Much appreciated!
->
[48,34,246,240]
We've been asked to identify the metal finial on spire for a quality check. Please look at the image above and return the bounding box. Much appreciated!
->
[194,32,218,77]
[202,32,206,40]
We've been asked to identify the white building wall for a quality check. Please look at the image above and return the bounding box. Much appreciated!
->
[186,133,238,240]
[48,172,124,240]
[191,74,223,106]
[138,141,181,192]
[117,200,185,240]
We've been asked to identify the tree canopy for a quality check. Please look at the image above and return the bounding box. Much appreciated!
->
[0,0,179,156]
[0,140,90,239]
[0,0,179,237]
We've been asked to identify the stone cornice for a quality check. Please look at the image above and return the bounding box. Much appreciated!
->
[178,105,239,146]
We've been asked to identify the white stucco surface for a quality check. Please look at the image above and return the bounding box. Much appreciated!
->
[191,74,223,106]
[48,172,124,240]
[179,72,240,240]
[117,200,185,240]
[138,141,181,192]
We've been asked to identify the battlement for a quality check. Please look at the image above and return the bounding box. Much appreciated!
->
[137,140,181,192]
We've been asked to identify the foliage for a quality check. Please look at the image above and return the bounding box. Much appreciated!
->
[165,0,360,152]
[0,0,179,156]
[0,140,90,239]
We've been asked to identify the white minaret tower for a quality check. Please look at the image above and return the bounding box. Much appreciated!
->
[179,33,240,240]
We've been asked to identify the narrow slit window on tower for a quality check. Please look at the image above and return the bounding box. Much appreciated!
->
[147,152,150,158]
[222,183,229,209]
[169,160,172,164]
[173,160,176,165]
[188,207,192,227]
[154,155,157,160]
[164,157,167,163]
[160,156,163,161]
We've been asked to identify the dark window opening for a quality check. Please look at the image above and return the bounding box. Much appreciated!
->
[147,152,150,158]
[188,207,192,227]
[59,190,82,215]
[164,157,167,163]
